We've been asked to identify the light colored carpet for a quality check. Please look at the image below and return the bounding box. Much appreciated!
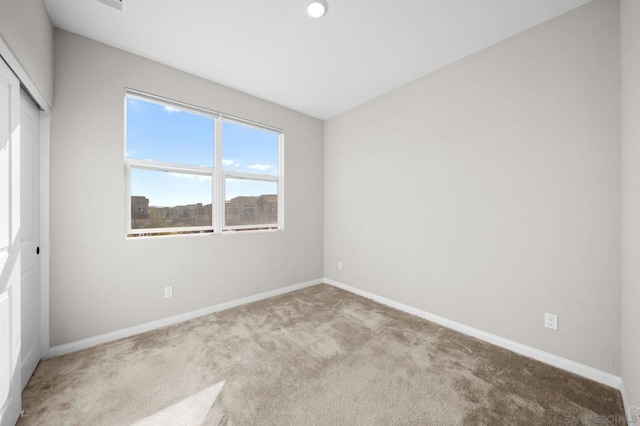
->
[19,284,625,425]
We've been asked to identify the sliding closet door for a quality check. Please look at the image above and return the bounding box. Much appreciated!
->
[20,90,40,390]
[0,59,23,425]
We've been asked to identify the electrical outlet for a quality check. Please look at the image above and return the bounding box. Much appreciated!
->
[544,313,558,330]
[164,286,173,298]
[337,261,343,270]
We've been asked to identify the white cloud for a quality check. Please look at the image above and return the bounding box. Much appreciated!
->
[168,173,211,183]
[248,164,272,171]
[222,159,241,168]
[163,105,181,114]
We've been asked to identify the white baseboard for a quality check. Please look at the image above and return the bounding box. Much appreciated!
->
[48,278,324,357]
[619,383,640,424]
[324,278,624,391]
[619,383,630,419]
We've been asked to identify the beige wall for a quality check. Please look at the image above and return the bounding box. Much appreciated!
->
[50,30,324,346]
[325,0,621,374]
[0,0,54,106]
[621,0,640,410]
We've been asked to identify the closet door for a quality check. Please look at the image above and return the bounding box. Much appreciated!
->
[20,89,40,391]
[0,59,23,425]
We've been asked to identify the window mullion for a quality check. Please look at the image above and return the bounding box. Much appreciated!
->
[125,163,132,235]
[278,133,284,231]
[224,171,278,182]
[214,117,224,233]
[127,159,212,176]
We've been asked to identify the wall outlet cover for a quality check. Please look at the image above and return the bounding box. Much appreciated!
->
[544,313,558,330]
[164,286,173,298]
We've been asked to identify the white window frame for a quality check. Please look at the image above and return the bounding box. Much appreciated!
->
[124,89,284,237]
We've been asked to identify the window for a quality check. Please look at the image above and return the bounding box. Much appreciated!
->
[125,90,283,237]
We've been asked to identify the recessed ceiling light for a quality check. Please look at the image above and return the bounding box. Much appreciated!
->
[307,0,329,19]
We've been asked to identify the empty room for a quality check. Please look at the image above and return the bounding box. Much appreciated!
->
[1,0,639,424]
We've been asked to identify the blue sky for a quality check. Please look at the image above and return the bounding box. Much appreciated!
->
[126,96,279,207]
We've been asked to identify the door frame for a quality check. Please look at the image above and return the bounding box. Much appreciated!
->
[0,37,52,360]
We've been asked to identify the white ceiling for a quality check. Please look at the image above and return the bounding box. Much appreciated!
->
[44,0,591,119]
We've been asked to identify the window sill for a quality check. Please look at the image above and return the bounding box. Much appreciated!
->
[125,228,282,241]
